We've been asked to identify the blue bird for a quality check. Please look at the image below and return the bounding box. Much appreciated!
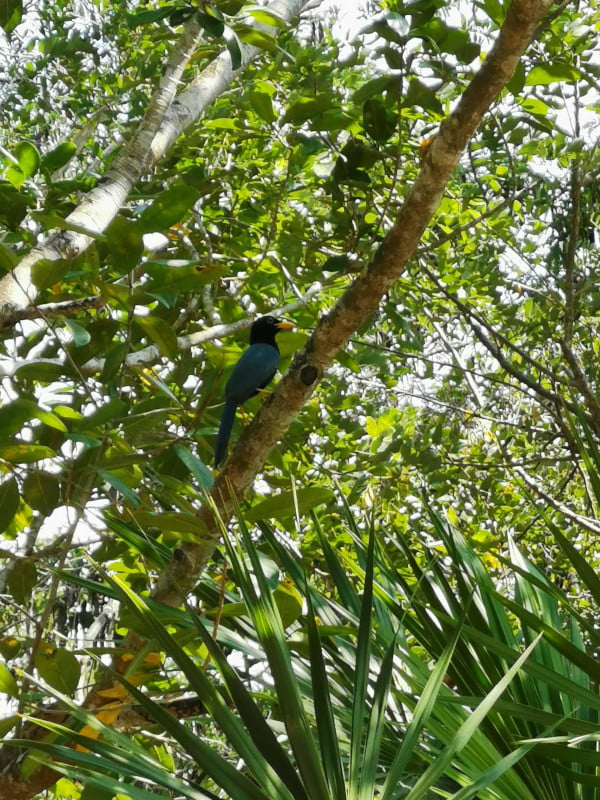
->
[214,316,294,468]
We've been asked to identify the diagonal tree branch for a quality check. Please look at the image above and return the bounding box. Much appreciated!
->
[154,0,562,606]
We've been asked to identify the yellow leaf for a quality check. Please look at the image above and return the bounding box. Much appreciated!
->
[97,682,129,699]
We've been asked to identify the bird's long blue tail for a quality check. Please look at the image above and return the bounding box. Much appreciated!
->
[215,400,237,468]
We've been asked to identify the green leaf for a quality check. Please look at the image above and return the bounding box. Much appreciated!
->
[29,212,106,239]
[363,17,406,44]
[126,6,179,28]
[245,6,287,27]
[383,46,404,70]
[225,524,330,800]
[30,257,71,289]
[245,487,334,523]
[15,361,72,382]
[7,558,37,605]
[0,444,56,463]
[204,117,240,130]
[441,28,480,61]
[0,478,20,533]
[143,261,222,293]
[519,97,550,118]
[352,75,394,104]
[138,185,201,232]
[282,96,337,125]
[22,472,60,514]
[197,10,225,38]
[75,398,128,432]
[135,315,180,360]
[67,434,102,449]
[362,98,395,142]
[189,608,307,796]
[333,139,380,183]
[3,162,25,194]
[104,575,283,800]
[131,510,203,535]
[0,0,22,33]
[349,521,375,790]
[64,318,91,347]
[101,342,130,384]
[0,637,21,660]
[226,33,242,69]
[406,634,542,799]
[322,254,351,272]
[68,318,119,365]
[235,24,277,52]
[34,647,80,695]
[53,405,83,421]
[35,409,68,433]
[132,368,179,403]
[104,515,170,565]
[0,397,36,434]
[303,589,345,799]
[169,6,196,26]
[525,62,581,85]
[104,214,144,275]
[13,714,185,800]
[405,78,444,113]
[0,663,18,698]
[0,715,18,738]
[0,182,31,227]
[80,785,114,800]
[94,468,141,508]
[174,445,215,491]
[13,141,40,178]
[359,633,398,796]
[273,581,302,629]
[39,34,97,59]
[40,141,77,172]
[249,90,276,123]
[0,242,18,273]
[382,627,461,796]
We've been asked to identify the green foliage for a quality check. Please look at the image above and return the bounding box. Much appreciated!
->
[0,0,22,33]
[2,0,600,797]
[10,498,600,798]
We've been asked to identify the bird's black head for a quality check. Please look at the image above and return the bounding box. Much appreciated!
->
[249,316,294,346]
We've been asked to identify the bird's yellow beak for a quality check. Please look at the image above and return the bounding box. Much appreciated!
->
[276,321,295,331]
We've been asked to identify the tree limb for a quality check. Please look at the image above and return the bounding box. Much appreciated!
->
[514,465,600,536]
[154,0,561,606]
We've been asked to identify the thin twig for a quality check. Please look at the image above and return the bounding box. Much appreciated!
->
[514,465,600,536]
[0,296,105,331]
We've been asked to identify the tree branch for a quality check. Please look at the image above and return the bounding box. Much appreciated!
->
[153,0,560,606]
[0,296,105,331]
[82,282,323,373]
[514,465,600,536]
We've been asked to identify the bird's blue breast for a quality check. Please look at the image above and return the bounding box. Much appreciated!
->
[224,343,280,405]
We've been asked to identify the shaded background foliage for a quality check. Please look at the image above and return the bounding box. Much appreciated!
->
[1,0,600,797]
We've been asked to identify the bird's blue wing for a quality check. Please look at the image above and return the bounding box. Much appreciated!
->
[224,343,280,405]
